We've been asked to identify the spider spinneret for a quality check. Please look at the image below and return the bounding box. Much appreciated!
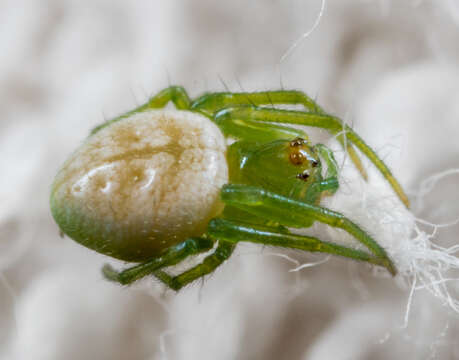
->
[50,86,408,290]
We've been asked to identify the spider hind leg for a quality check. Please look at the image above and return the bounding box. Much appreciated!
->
[220,184,397,276]
[154,241,235,291]
[102,237,213,286]
[208,218,392,272]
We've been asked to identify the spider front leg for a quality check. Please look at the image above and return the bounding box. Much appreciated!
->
[191,89,367,179]
[214,106,410,208]
[154,241,235,291]
[208,219,391,271]
[191,89,323,115]
[221,184,397,275]
[102,237,213,285]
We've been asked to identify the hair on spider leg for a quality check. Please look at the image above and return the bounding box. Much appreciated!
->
[217,73,231,92]
[163,64,172,88]
[233,74,246,93]
[266,90,275,109]
[233,75,259,108]
[198,276,205,302]
[276,63,285,91]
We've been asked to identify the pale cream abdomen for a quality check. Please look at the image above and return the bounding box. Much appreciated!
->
[50,110,228,261]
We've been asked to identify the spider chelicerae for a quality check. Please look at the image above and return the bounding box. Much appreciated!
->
[50,86,409,290]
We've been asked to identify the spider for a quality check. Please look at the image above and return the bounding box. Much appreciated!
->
[50,86,409,291]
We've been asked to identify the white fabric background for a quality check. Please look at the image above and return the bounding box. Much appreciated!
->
[1,1,459,359]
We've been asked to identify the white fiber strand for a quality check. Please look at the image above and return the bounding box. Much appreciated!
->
[329,142,459,316]
[289,256,331,272]
[279,0,326,63]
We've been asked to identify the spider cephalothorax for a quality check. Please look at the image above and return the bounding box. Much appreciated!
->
[50,86,408,290]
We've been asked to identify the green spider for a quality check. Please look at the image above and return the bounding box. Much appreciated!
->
[50,86,409,291]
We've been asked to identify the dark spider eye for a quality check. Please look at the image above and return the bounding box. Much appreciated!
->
[290,138,305,147]
[296,171,310,181]
[311,159,319,167]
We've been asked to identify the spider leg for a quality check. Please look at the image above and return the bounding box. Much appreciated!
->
[102,237,213,285]
[215,114,308,143]
[220,184,397,275]
[154,241,235,291]
[140,86,191,110]
[214,106,409,208]
[314,143,339,196]
[191,89,367,179]
[190,89,323,114]
[208,219,391,271]
[315,143,338,179]
[91,86,192,134]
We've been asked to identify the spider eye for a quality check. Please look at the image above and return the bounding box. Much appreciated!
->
[290,138,305,147]
[296,171,310,181]
[311,159,319,167]
[289,151,305,165]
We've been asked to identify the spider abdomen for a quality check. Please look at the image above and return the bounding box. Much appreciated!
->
[50,110,228,261]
